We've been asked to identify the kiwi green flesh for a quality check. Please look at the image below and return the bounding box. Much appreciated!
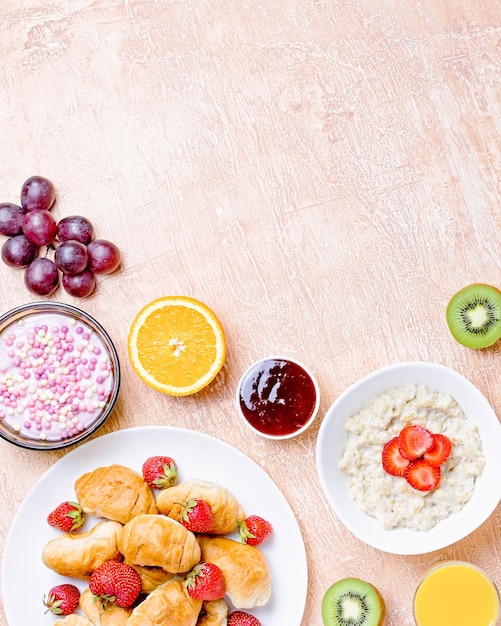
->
[446,284,501,349]
[322,577,385,626]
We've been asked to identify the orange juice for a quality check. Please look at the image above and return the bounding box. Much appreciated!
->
[413,561,500,626]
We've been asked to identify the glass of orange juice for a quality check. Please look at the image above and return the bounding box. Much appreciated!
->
[413,561,500,626]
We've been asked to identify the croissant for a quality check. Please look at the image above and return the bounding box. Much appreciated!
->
[79,588,132,625]
[196,599,228,625]
[42,520,122,580]
[155,478,245,534]
[126,579,202,626]
[124,561,175,593]
[75,464,157,524]
[198,536,271,609]
[118,514,201,573]
[55,617,93,626]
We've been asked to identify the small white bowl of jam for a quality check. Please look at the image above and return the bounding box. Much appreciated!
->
[236,356,320,440]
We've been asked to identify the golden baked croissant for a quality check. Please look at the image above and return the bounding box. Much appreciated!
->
[196,599,228,625]
[55,617,93,626]
[118,514,201,573]
[155,478,245,534]
[126,579,202,626]
[79,588,132,625]
[124,561,175,593]
[198,536,271,609]
[42,520,122,579]
[75,464,157,524]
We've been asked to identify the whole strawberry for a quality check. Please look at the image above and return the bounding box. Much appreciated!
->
[89,560,142,608]
[237,515,273,546]
[43,583,80,616]
[47,501,85,532]
[185,562,226,601]
[142,455,178,489]
[228,611,262,626]
[178,498,214,533]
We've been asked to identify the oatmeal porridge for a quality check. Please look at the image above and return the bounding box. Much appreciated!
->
[338,384,485,531]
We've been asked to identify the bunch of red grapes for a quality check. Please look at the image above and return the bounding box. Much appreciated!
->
[0,176,120,298]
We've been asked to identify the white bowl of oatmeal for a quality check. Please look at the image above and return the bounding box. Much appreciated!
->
[315,361,501,555]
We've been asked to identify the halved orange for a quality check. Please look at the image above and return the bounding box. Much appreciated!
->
[127,296,226,396]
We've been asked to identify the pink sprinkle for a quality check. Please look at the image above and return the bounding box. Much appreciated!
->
[24,421,31,429]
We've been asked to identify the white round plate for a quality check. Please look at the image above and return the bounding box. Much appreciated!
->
[2,426,307,624]
[316,361,501,555]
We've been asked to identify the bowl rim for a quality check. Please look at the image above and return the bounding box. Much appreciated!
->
[0,300,120,451]
[315,360,501,554]
[235,354,320,440]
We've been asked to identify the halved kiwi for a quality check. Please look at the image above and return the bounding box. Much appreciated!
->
[446,283,501,349]
[322,577,385,626]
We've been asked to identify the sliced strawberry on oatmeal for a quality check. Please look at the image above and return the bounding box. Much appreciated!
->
[423,433,452,467]
[404,459,441,491]
[398,425,434,460]
[382,437,410,476]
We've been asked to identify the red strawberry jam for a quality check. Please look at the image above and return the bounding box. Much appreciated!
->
[237,357,318,438]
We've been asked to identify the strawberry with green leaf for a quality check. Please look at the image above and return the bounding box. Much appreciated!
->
[88,560,142,608]
[185,562,226,601]
[47,501,85,532]
[142,455,178,489]
[178,498,215,533]
[43,584,80,616]
[237,515,273,546]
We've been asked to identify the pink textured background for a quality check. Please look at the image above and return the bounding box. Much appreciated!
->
[1,1,501,624]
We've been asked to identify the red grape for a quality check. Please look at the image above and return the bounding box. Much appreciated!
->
[54,240,88,275]
[0,203,27,236]
[1,235,38,267]
[24,258,59,296]
[62,268,96,298]
[22,210,58,246]
[87,239,121,274]
[20,175,56,212]
[57,215,94,245]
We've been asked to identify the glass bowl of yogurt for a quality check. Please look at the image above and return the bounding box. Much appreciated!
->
[235,355,320,440]
[0,301,120,450]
